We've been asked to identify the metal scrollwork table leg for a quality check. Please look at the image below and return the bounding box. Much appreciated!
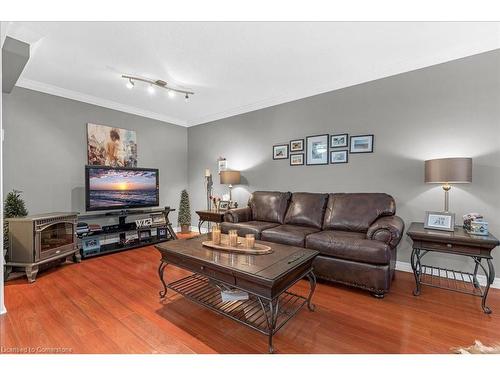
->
[158,261,168,299]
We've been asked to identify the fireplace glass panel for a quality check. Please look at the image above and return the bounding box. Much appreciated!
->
[39,222,75,253]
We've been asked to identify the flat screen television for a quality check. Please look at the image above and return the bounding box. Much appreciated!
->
[85,165,159,211]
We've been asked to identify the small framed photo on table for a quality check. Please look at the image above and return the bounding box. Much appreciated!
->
[218,200,230,211]
[273,144,289,160]
[424,211,455,232]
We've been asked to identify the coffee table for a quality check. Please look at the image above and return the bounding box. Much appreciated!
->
[156,235,319,353]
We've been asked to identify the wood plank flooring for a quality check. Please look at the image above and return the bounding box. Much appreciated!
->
[1,241,500,354]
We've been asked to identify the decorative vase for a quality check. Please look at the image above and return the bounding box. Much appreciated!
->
[180,224,190,234]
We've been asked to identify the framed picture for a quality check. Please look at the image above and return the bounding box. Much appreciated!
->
[350,134,374,153]
[290,153,304,166]
[330,150,348,164]
[138,229,152,240]
[218,158,227,173]
[82,236,100,252]
[306,134,329,165]
[424,211,455,232]
[218,200,230,211]
[87,123,137,167]
[330,134,348,148]
[273,144,289,160]
[157,226,168,239]
[290,139,304,152]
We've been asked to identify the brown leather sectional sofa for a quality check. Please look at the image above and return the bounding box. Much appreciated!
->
[221,191,405,297]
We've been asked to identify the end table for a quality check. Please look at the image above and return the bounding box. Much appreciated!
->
[195,210,225,234]
[407,222,499,314]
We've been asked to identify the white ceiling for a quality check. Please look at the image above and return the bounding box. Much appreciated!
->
[5,22,500,127]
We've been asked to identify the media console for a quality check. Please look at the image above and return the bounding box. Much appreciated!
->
[77,207,177,258]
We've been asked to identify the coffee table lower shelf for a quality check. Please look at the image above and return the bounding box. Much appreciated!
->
[161,272,314,353]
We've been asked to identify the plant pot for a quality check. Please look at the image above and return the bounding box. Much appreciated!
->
[180,224,190,234]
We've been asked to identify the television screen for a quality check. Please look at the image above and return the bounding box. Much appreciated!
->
[85,166,159,211]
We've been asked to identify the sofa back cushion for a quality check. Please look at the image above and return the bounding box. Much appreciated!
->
[249,191,291,224]
[323,193,396,232]
[284,192,329,229]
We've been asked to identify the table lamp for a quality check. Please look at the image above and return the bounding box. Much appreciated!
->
[424,157,472,212]
[220,170,241,201]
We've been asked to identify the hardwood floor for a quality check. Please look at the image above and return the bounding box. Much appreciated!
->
[2,241,500,354]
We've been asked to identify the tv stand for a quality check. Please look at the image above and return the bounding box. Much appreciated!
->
[77,207,177,258]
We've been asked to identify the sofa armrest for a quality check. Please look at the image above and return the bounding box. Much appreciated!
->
[224,207,252,223]
[367,216,405,248]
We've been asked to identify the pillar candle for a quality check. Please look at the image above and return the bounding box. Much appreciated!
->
[245,234,255,249]
[212,227,221,245]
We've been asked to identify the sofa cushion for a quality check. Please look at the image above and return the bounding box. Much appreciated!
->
[249,191,291,224]
[284,192,329,229]
[323,193,396,232]
[220,221,279,239]
[261,224,320,247]
[305,230,391,265]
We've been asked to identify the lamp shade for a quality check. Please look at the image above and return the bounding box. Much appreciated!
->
[424,157,472,184]
[220,170,241,185]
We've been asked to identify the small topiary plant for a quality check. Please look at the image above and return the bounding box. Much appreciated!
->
[178,189,191,234]
[4,189,29,252]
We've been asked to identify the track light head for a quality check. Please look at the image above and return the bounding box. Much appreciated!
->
[147,84,155,95]
[168,90,176,98]
[126,79,134,89]
[185,93,189,102]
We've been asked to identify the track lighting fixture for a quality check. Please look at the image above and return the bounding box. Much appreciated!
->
[185,93,189,102]
[122,74,194,100]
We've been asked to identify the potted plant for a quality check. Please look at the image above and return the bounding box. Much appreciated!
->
[4,190,28,279]
[178,189,192,234]
[4,189,29,248]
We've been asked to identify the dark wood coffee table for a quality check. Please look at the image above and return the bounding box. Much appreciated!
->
[156,235,319,353]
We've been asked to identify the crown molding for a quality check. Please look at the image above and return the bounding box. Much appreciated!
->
[15,78,189,127]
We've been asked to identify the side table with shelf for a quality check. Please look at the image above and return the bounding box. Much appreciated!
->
[195,210,225,234]
[406,222,499,314]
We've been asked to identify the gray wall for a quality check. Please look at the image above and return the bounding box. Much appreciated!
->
[2,87,188,225]
[188,49,500,274]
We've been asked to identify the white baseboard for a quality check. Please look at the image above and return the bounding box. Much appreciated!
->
[396,261,500,289]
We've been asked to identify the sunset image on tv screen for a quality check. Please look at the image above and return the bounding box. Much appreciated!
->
[88,168,158,208]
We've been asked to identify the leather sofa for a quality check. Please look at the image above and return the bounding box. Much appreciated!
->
[221,191,405,297]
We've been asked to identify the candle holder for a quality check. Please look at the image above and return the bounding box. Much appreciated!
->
[212,225,221,245]
[245,234,255,249]
[228,230,238,247]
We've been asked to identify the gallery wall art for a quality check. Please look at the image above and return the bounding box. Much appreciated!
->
[273,131,374,166]
[87,123,138,167]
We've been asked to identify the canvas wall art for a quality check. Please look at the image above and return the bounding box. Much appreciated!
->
[87,123,137,167]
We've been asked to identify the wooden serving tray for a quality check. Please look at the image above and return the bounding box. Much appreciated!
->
[202,235,272,255]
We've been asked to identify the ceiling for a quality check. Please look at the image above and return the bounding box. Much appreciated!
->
[5,22,500,127]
